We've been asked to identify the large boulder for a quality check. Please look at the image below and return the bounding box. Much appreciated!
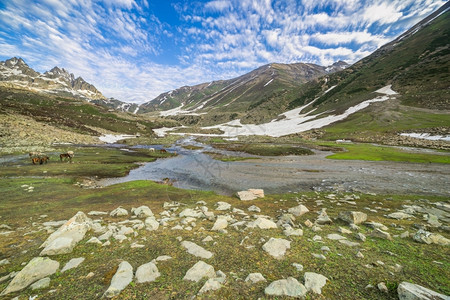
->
[398,281,449,300]
[40,211,92,256]
[338,211,367,225]
[103,261,133,298]
[264,277,307,298]
[304,272,328,294]
[413,229,450,246]
[246,217,277,229]
[0,257,59,296]
[110,207,128,217]
[237,189,264,200]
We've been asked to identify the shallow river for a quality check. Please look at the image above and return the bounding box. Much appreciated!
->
[99,138,450,197]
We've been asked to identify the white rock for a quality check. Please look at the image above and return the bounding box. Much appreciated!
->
[339,240,360,247]
[30,277,50,290]
[183,261,215,282]
[202,236,214,242]
[98,230,113,241]
[248,189,264,198]
[292,263,303,272]
[237,191,257,201]
[61,257,85,273]
[86,237,102,245]
[145,217,159,231]
[0,259,10,266]
[110,207,128,217]
[179,208,203,218]
[88,211,108,216]
[245,273,266,283]
[248,205,261,212]
[0,257,59,296]
[132,206,153,218]
[262,238,291,259]
[135,262,160,283]
[246,217,277,229]
[370,228,393,241]
[198,278,223,294]
[181,241,213,259]
[398,281,449,300]
[304,272,328,294]
[40,211,92,256]
[284,228,303,237]
[338,211,367,225]
[211,217,228,231]
[413,229,450,246]
[327,234,347,240]
[264,277,307,297]
[216,202,231,211]
[387,212,414,220]
[288,204,309,217]
[103,261,133,298]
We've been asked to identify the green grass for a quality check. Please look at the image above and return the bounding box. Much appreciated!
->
[319,142,450,163]
[212,143,314,156]
[203,151,261,162]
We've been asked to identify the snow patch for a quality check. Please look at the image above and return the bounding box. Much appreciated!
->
[99,134,137,143]
[264,79,274,87]
[400,133,450,142]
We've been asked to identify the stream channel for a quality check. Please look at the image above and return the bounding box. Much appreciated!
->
[98,137,450,197]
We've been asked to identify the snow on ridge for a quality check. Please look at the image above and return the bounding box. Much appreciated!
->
[264,79,274,87]
[400,133,450,142]
[196,85,398,138]
[99,134,137,143]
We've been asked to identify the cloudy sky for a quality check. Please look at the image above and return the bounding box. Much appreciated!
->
[0,0,445,103]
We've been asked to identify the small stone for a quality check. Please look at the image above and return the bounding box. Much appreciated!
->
[86,237,102,245]
[202,236,214,242]
[248,205,261,212]
[211,217,228,231]
[264,277,307,298]
[61,257,85,273]
[30,277,50,290]
[327,233,347,240]
[181,241,213,259]
[338,211,367,225]
[245,273,266,283]
[216,202,231,211]
[198,278,223,294]
[0,259,10,266]
[355,233,366,242]
[246,217,277,229]
[400,231,410,239]
[145,217,159,231]
[110,207,128,217]
[321,246,330,252]
[370,228,393,241]
[284,228,303,237]
[304,220,313,227]
[387,212,414,220]
[292,263,303,272]
[413,229,450,246]
[103,261,133,298]
[378,282,388,293]
[312,253,326,260]
[183,261,215,282]
[338,227,352,234]
[132,206,153,218]
[262,238,290,259]
[135,262,160,283]
[288,204,309,217]
[304,272,328,294]
[339,240,360,247]
[356,251,364,258]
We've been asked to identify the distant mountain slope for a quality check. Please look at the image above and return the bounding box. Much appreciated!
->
[0,57,138,113]
[138,61,348,125]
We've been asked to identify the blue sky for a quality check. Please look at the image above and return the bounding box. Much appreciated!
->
[0,0,445,103]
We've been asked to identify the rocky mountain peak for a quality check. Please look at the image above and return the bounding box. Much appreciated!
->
[44,66,75,83]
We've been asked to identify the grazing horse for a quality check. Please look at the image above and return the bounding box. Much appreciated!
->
[159,149,167,154]
[60,151,74,162]
[31,157,40,165]
[40,156,50,164]
[149,148,155,152]
[29,151,42,158]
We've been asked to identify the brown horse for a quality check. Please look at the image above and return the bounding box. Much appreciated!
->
[60,153,72,162]
[40,156,50,164]
[31,157,40,165]
[159,149,167,154]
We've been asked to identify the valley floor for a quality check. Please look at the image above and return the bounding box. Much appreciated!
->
[0,144,449,299]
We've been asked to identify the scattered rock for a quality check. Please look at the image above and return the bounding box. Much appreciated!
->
[288,204,309,217]
[338,211,367,225]
[198,277,224,294]
[355,233,366,242]
[245,273,266,284]
[181,241,213,259]
[40,212,92,256]
[183,261,215,282]
[339,240,360,247]
[86,237,102,245]
[370,228,393,241]
[0,259,10,266]
[247,217,277,229]
[30,277,50,290]
[61,257,85,273]
[135,262,160,283]
[88,211,108,216]
[179,208,203,218]
[327,233,347,240]
[248,205,261,212]
[387,212,414,220]
[216,202,231,211]
[413,229,450,246]
[211,217,228,231]
[304,272,328,294]
[264,277,307,298]
[292,263,303,272]
[316,210,332,225]
[110,207,128,217]
[103,261,133,298]
[312,253,326,260]
[144,217,159,231]
[284,227,303,237]
[237,191,257,201]
[397,281,449,300]
[365,221,389,231]
[262,238,291,259]
[132,206,153,218]
[0,257,59,296]
[378,282,388,293]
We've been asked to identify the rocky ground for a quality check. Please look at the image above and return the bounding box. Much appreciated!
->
[0,187,448,299]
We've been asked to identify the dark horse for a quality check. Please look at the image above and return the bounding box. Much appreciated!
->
[60,153,73,162]
[159,149,167,153]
